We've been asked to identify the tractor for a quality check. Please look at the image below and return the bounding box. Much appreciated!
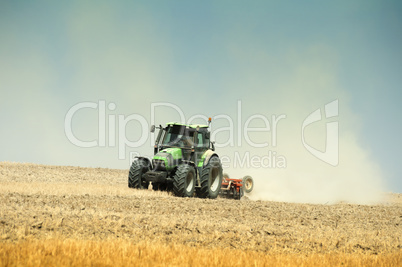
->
[128,119,223,198]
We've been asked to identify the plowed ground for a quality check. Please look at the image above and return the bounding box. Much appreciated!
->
[0,162,401,266]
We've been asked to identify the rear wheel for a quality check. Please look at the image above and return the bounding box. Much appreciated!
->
[173,164,196,197]
[197,156,223,199]
[128,159,150,189]
[242,175,254,193]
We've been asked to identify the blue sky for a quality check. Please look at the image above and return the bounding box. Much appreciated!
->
[0,1,401,198]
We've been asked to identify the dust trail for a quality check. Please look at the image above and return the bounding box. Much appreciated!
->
[231,102,386,205]
[222,48,386,205]
[236,100,385,205]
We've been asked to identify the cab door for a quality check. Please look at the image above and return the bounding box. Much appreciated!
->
[194,132,206,166]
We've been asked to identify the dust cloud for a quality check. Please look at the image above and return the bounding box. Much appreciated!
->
[237,100,385,205]
[234,118,386,205]
[221,48,386,205]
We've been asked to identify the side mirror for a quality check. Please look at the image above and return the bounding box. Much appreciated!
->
[150,125,155,133]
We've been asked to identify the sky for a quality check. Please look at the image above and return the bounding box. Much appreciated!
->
[1,1,401,201]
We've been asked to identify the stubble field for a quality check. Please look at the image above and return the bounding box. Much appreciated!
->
[0,162,401,266]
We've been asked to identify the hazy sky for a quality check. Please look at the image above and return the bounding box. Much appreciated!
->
[1,1,401,197]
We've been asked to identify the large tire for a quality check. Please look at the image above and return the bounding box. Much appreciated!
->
[197,156,223,199]
[128,159,150,189]
[242,175,254,193]
[173,164,196,197]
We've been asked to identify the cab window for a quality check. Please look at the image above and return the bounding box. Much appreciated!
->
[195,133,207,147]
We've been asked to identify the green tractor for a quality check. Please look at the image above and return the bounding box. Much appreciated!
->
[128,119,223,198]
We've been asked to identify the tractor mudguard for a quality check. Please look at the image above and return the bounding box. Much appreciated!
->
[181,160,196,168]
[134,156,152,168]
[197,150,218,168]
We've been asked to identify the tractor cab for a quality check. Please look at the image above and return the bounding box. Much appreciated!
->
[154,123,212,162]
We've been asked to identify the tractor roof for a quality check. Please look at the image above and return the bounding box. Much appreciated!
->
[166,122,209,129]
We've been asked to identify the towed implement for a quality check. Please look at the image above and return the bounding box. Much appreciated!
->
[219,174,254,200]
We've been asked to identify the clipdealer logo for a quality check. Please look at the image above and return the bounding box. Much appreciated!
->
[64,100,288,167]
[64,99,339,167]
[301,100,339,166]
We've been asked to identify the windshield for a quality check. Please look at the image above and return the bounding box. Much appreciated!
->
[162,125,194,148]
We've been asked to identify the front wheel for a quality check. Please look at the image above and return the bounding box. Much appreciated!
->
[173,164,196,197]
[196,156,223,199]
[128,159,150,189]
